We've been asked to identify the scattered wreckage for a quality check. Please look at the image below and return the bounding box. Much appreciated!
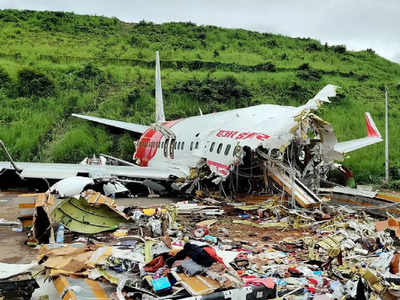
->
[3,186,400,299]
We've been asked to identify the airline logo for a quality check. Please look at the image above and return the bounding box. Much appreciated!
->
[216,130,269,141]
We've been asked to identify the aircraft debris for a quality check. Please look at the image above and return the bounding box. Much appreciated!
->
[4,188,400,299]
[0,262,39,299]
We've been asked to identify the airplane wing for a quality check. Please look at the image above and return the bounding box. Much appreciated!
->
[334,112,383,154]
[0,162,185,181]
[72,114,149,134]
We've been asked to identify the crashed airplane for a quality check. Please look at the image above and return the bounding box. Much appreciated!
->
[0,52,382,207]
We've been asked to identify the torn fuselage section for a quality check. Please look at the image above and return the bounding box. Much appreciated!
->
[196,111,344,205]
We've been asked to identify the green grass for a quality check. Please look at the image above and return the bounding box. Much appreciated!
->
[0,9,399,183]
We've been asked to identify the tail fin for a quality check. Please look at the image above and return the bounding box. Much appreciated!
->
[155,51,165,123]
[365,112,381,138]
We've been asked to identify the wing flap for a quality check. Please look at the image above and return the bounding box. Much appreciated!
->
[72,114,149,134]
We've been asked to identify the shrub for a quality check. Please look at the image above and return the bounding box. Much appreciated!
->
[17,68,55,97]
[0,67,11,90]
[332,45,346,54]
[297,69,322,81]
[266,40,278,48]
[127,89,140,104]
[381,180,400,191]
[172,76,252,106]
[259,62,276,72]
[306,43,322,52]
[298,63,310,70]
[73,63,106,91]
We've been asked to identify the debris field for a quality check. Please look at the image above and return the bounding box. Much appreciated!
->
[2,187,400,300]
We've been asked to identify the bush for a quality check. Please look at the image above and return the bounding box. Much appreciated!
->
[381,180,400,191]
[332,45,346,54]
[306,43,322,52]
[72,63,106,91]
[297,63,310,70]
[17,68,55,97]
[76,63,105,81]
[297,70,322,81]
[266,40,278,48]
[127,89,140,104]
[0,67,11,90]
[296,66,322,81]
[172,76,252,106]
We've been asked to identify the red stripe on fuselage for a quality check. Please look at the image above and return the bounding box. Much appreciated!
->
[134,120,181,166]
[207,160,230,175]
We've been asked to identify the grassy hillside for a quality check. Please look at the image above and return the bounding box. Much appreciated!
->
[0,9,399,183]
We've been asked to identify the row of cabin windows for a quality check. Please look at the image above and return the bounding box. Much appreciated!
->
[141,140,200,152]
[209,142,231,156]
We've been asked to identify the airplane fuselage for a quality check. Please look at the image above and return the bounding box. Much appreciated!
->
[134,103,307,177]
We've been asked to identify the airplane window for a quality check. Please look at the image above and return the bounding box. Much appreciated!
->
[190,141,193,151]
[164,139,169,158]
[224,144,231,155]
[177,141,181,150]
[181,142,185,150]
[175,142,177,150]
[210,142,215,152]
[170,140,175,158]
[195,141,199,149]
[217,143,223,154]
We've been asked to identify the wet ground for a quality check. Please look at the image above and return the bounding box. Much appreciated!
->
[0,191,37,263]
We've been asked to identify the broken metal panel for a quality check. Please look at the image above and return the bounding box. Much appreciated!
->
[179,285,276,300]
[0,262,37,280]
[32,193,57,244]
[102,181,128,196]
[53,275,113,300]
[81,190,129,220]
[302,84,338,110]
[268,164,320,208]
[51,196,127,234]
[172,271,220,296]
[319,186,378,199]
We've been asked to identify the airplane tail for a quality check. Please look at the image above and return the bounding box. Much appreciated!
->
[334,112,382,154]
[155,51,166,123]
